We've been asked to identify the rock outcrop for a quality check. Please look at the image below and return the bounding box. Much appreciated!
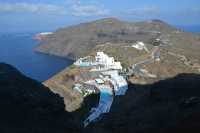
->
[0,63,79,133]
[84,74,200,133]
[1,63,200,133]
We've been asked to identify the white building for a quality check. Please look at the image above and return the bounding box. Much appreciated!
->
[38,32,53,35]
[132,41,149,52]
[102,70,128,96]
[95,52,122,70]
[74,56,95,67]
[74,52,123,71]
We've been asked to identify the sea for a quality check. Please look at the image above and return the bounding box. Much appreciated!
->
[176,25,200,33]
[0,26,199,82]
[0,32,73,82]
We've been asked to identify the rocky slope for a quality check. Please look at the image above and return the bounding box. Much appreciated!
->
[35,18,200,61]
[38,18,200,113]
[1,63,200,133]
[0,63,81,133]
[84,73,200,133]
[35,18,176,59]
[35,17,200,79]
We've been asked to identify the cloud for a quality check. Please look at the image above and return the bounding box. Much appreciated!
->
[0,1,110,17]
[0,2,67,15]
[68,0,110,16]
[126,6,160,16]
[71,3,109,16]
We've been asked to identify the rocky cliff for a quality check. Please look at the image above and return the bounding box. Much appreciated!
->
[1,63,200,133]
[0,63,80,133]
[0,63,200,133]
[84,73,200,133]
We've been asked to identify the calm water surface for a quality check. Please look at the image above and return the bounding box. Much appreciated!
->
[0,33,73,82]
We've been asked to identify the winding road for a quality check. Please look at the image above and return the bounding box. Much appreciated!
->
[131,46,160,78]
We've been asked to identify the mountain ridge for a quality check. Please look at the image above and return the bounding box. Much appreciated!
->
[35,18,178,59]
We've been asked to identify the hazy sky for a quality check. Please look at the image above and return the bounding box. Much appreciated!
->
[0,0,200,32]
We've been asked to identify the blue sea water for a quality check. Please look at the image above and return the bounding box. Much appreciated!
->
[176,25,200,33]
[0,33,73,82]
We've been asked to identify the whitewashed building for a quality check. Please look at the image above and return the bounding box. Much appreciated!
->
[95,52,122,70]
[38,32,53,35]
[74,52,122,70]
[102,70,128,96]
[132,41,149,52]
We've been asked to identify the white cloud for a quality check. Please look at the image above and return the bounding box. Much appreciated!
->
[71,3,109,16]
[67,0,110,16]
[0,3,67,15]
[127,6,160,16]
[0,1,110,17]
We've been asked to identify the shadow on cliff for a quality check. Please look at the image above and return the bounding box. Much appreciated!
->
[1,62,200,133]
[84,73,200,133]
[0,63,98,133]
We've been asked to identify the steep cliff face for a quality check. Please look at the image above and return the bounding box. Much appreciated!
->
[0,63,79,133]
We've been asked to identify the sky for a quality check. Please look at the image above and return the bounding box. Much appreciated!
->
[0,0,200,33]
